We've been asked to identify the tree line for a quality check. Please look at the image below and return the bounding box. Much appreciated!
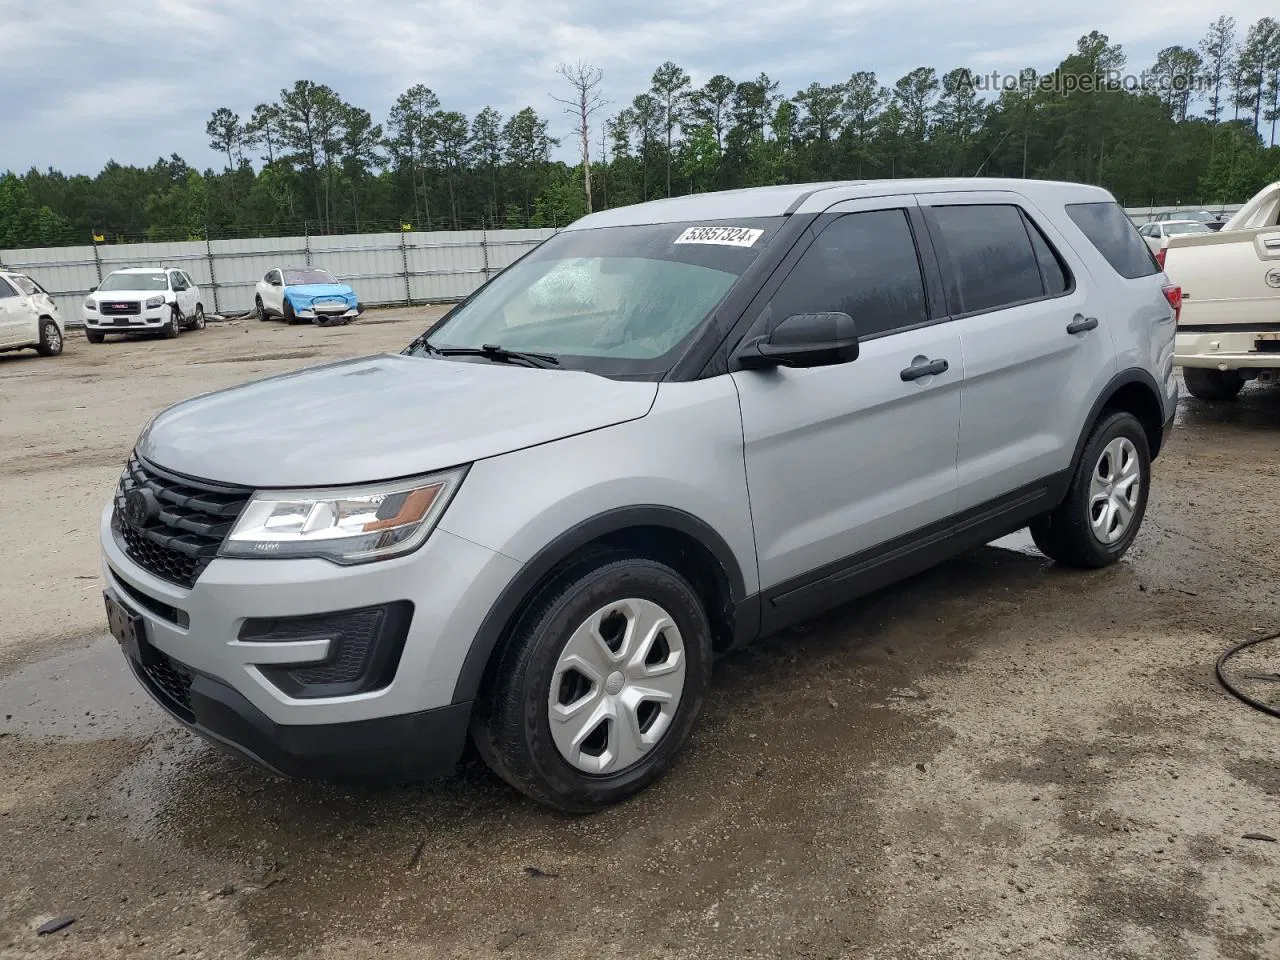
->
[2,16,1279,250]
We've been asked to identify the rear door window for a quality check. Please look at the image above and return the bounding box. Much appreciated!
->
[1065,201,1160,279]
[767,209,928,339]
[0,278,18,299]
[927,205,1046,315]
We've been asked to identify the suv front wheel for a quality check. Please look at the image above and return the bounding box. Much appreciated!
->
[161,309,182,340]
[1030,410,1151,569]
[473,555,713,812]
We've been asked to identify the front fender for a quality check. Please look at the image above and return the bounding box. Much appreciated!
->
[447,502,751,704]
[436,377,757,703]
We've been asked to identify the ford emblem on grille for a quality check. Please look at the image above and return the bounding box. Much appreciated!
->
[125,488,157,527]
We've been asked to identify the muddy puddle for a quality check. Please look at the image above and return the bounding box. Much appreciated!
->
[0,636,163,743]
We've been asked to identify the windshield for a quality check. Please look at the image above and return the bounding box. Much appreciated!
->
[1165,222,1210,235]
[285,268,337,285]
[411,218,784,376]
[99,272,168,292]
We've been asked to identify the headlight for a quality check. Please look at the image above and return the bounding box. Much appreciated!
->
[84,298,97,311]
[145,295,166,309]
[220,468,466,563]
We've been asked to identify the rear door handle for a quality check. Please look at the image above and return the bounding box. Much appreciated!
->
[1067,315,1099,335]
[900,358,949,382]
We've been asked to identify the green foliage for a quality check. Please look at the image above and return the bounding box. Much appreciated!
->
[0,174,71,248]
[4,17,1280,250]
[532,171,588,227]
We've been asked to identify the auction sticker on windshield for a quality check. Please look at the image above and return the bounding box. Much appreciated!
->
[674,226,764,247]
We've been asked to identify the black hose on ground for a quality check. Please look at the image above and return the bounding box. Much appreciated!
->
[1216,631,1280,719]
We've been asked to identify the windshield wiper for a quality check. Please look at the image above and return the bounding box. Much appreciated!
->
[429,343,561,369]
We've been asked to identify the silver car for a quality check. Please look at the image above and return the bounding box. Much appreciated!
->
[101,178,1179,811]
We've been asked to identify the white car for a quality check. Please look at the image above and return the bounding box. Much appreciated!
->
[83,267,207,343]
[0,270,65,357]
[1136,219,1213,253]
[254,266,362,325]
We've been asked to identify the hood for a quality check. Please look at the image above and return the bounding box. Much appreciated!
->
[285,283,355,299]
[137,354,658,487]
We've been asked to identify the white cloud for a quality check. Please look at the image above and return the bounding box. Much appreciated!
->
[1,0,1275,174]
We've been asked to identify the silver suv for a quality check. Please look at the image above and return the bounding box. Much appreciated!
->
[101,179,1179,812]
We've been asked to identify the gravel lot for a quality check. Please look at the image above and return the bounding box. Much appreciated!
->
[1,312,1278,959]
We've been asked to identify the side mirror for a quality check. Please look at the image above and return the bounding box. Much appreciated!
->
[736,312,859,370]
[89,286,97,293]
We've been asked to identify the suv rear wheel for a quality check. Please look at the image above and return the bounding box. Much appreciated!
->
[1182,367,1244,402]
[472,555,713,812]
[1030,410,1151,569]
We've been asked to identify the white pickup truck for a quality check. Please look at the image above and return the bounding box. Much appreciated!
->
[1160,181,1280,400]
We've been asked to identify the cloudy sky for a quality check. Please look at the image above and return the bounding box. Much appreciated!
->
[1,0,1274,175]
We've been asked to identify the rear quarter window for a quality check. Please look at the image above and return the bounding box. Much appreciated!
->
[1065,202,1159,280]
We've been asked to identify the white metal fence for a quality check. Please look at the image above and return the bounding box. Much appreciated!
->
[1124,203,1242,223]
[0,203,1247,328]
[0,227,558,327]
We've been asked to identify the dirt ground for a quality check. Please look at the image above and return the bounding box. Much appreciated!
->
[1,314,1278,960]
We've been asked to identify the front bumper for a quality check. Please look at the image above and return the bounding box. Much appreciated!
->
[1175,330,1280,370]
[101,503,522,779]
[84,309,170,329]
[119,628,472,780]
[294,303,360,320]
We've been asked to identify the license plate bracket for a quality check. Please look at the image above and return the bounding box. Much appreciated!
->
[104,591,143,660]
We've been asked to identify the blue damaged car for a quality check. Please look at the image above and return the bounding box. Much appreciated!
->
[255,266,364,325]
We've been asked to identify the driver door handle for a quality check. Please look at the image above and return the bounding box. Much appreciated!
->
[900,358,949,382]
[1067,314,1099,335]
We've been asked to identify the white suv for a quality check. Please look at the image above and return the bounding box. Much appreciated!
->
[83,267,206,342]
[102,178,1178,812]
[0,270,64,357]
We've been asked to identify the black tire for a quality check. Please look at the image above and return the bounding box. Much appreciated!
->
[472,555,713,813]
[283,300,304,325]
[35,319,63,357]
[1030,410,1151,569]
[187,304,206,331]
[256,296,269,321]
[1182,367,1244,402]
[161,309,181,339]
[85,330,105,344]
